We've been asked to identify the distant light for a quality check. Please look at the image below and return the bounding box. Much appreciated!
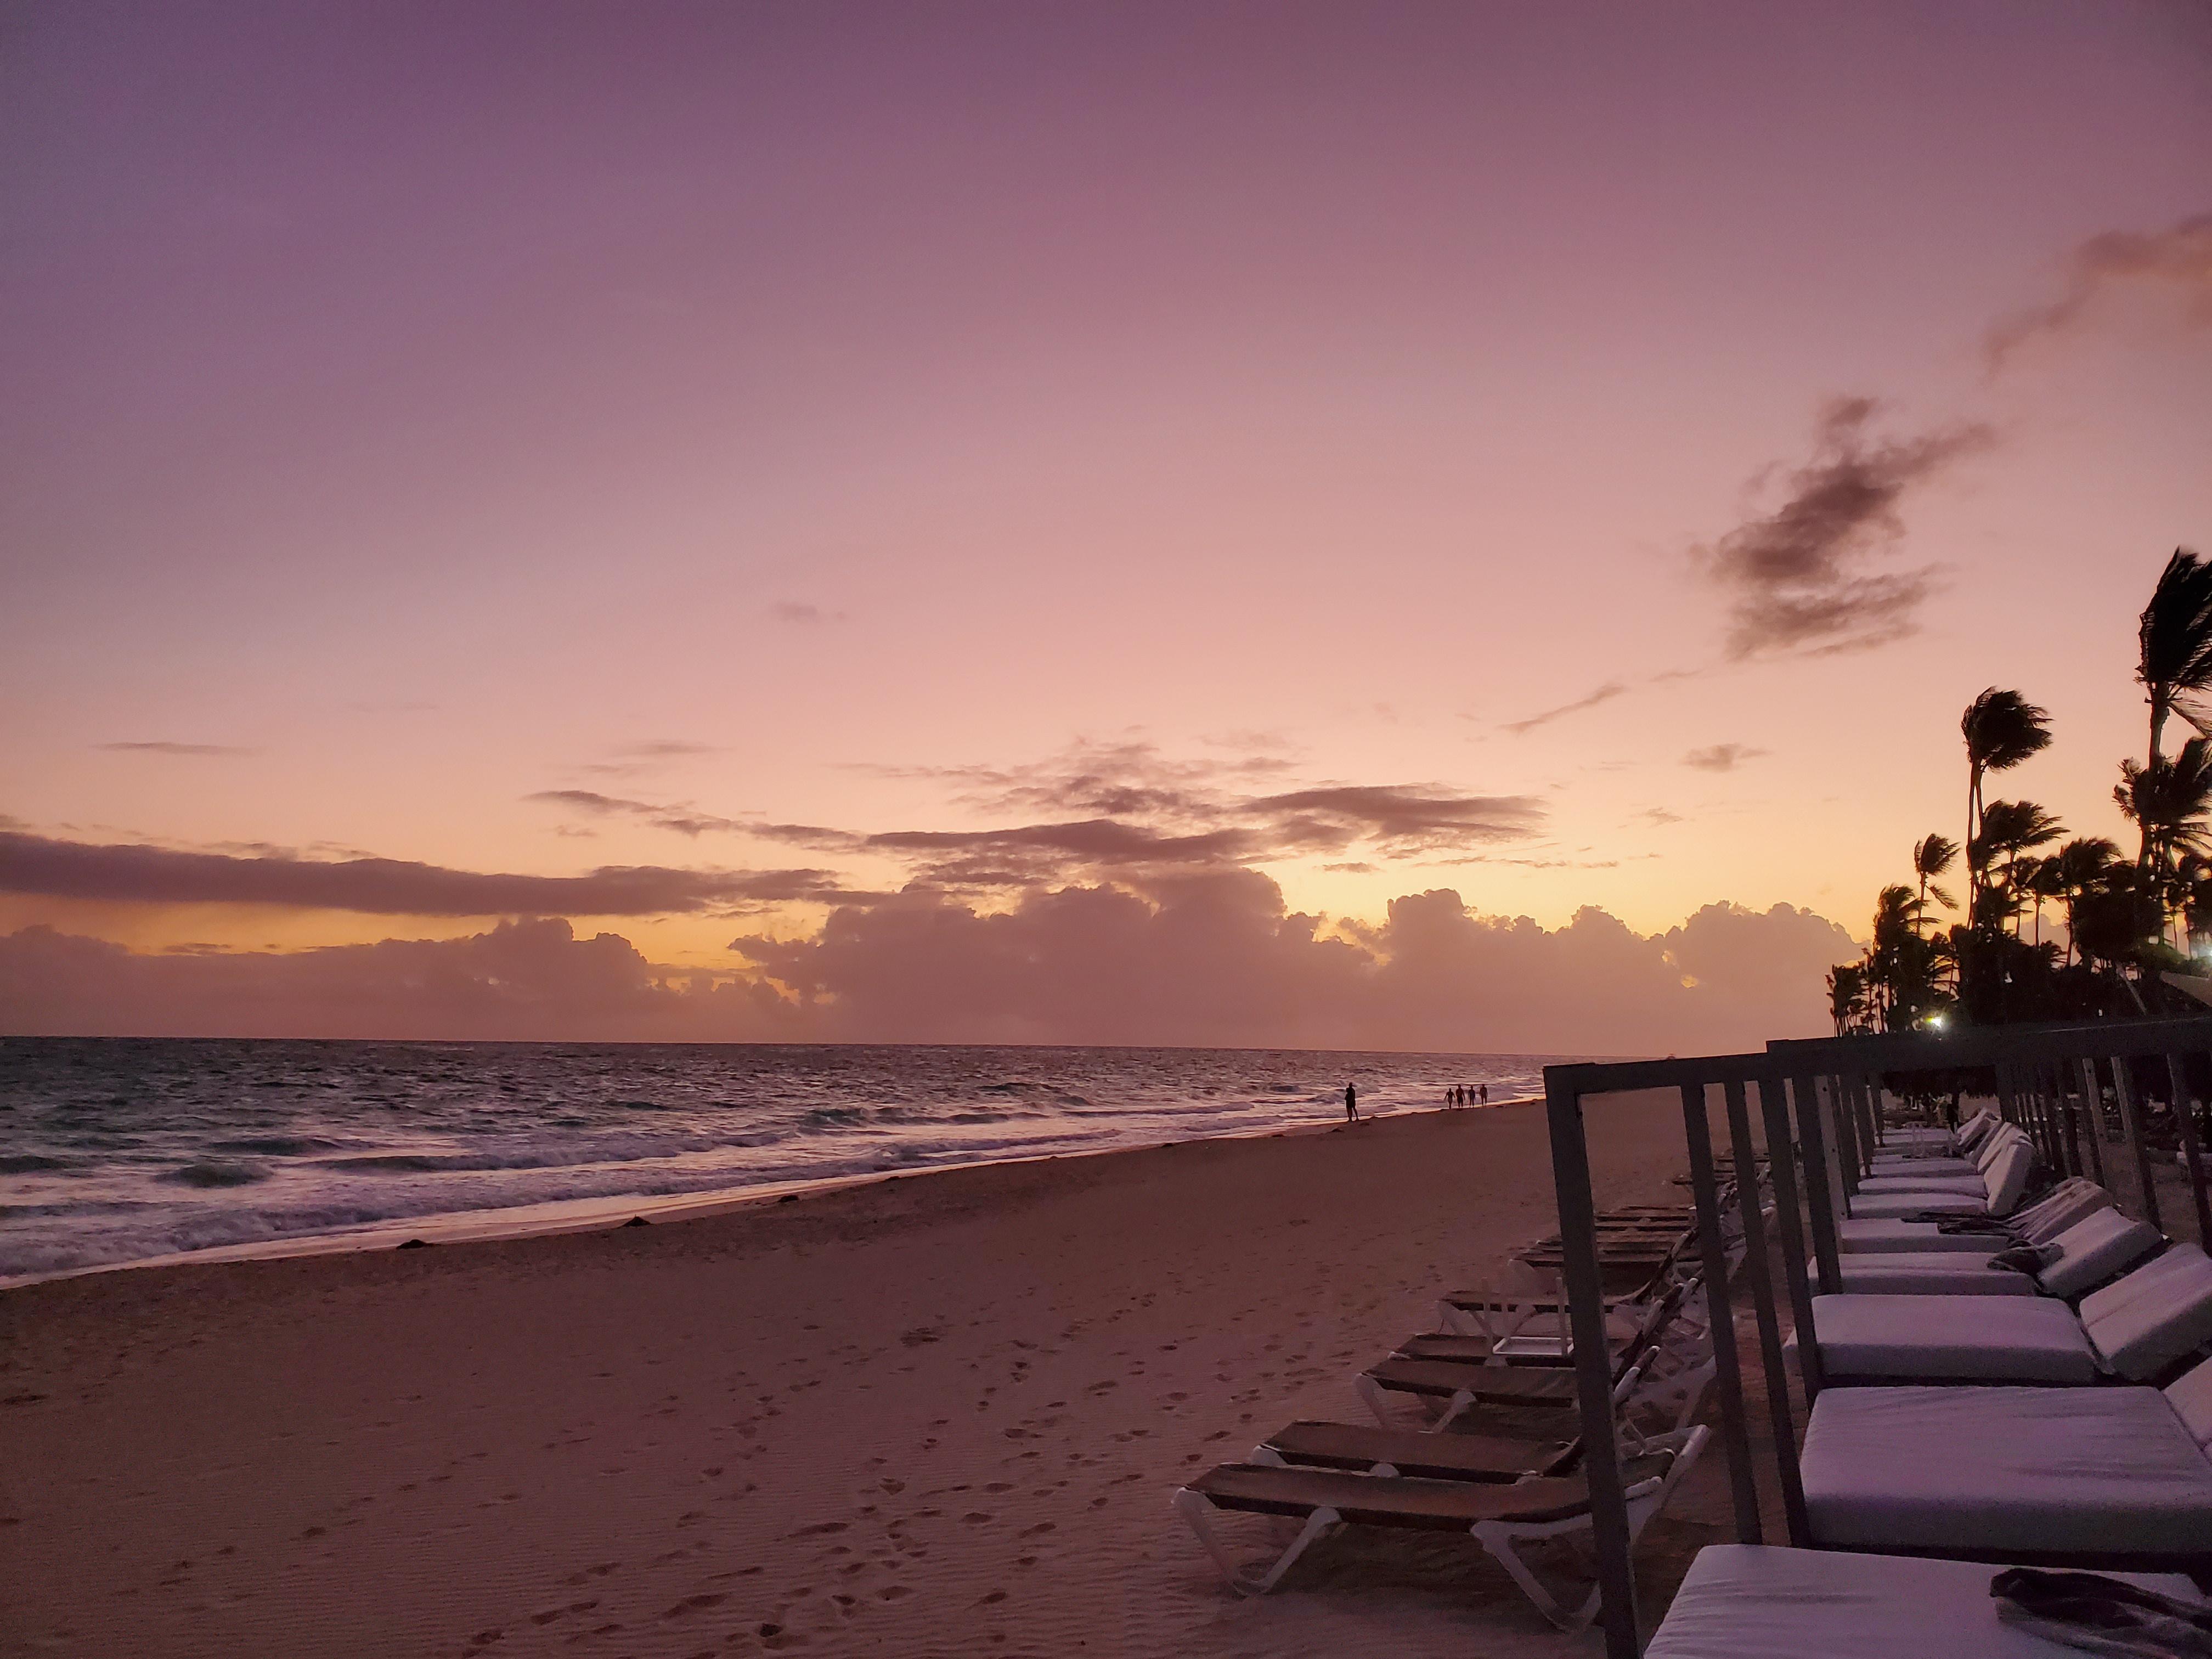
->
[1925,1013,1948,1030]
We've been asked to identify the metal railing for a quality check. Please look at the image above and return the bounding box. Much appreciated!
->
[1543,1014,2212,1657]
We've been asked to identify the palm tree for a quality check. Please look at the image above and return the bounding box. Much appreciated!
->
[1970,799,2065,933]
[1826,962,1867,1035]
[2050,837,2124,964]
[1911,833,1959,927]
[2137,548,2212,770]
[2116,736,2212,949]
[1961,689,2052,909]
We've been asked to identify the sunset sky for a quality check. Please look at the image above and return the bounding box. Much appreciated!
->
[4,2,2209,1049]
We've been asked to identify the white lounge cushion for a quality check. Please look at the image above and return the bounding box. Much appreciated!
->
[1802,1384,2212,1556]
[1831,1254,2036,1296]
[1643,1544,2205,1659]
[2014,1181,2116,1244]
[1857,1170,1994,1194]
[1809,1293,2100,1383]
[1839,1218,2012,1254]
[1849,1189,1990,1219]
[1864,1159,1980,1181]
[2038,1208,2165,1301]
[1831,1210,2163,1300]
[2081,1245,2212,1380]
[2169,1356,2212,1449]
[1983,1141,2035,1215]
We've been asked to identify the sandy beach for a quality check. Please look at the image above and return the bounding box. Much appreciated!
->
[1,1094,1706,1658]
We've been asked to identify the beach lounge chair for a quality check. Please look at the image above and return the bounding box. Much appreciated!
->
[1807,1242,2212,1385]
[1642,1543,2208,1658]
[1845,1133,2035,1220]
[1249,1419,1581,1480]
[1830,1205,2164,1298]
[1855,1124,2028,1191]
[1838,1177,2110,1255]
[1797,1354,2212,1565]
[1172,1425,1711,1627]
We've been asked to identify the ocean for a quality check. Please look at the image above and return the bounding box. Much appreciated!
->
[0,1039,1570,1283]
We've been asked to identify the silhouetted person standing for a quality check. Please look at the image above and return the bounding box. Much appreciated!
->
[1344,1083,1359,1123]
[1479,1083,1488,1106]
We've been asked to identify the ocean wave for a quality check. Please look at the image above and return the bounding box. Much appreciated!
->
[159,1159,273,1188]
[0,1154,77,1174]
[206,1135,359,1156]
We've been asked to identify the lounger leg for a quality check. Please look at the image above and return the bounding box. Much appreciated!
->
[1470,1520,1597,1632]
[1172,1490,1339,1596]
[1356,1373,1394,1426]
[1427,1389,1476,1433]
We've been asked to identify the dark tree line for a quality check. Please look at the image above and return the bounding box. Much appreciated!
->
[1830,548,2212,1034]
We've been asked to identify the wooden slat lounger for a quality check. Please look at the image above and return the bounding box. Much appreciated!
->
[1173,1426,1711,1628]
[1251,1419,1579,1480]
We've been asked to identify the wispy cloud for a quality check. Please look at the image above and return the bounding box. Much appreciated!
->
[527,739,1546,896]
[1987,213,2212,370]
[770,601,847,625]
[1683,743,1766,772]
[1502,681,1627,736]
[95,741,258,757]
[1699,397,1991,660]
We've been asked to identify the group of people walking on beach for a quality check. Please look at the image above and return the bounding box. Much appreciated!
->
[1340,1080,1488,1124]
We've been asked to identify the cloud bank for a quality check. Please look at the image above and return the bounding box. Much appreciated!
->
[1,881,1855,1054]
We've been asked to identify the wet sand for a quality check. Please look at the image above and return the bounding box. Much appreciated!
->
[1,1092,1704,1657]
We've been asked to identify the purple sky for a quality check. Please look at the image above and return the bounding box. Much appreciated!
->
[4,3,2209,1044]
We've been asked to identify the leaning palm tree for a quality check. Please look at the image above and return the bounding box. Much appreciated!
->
[1826,962,1867,1035]
[2117,736,2212,950]
[2051,836,2124,964]
[1970,799,2065,935]
[1961,689,2052,908]
[2137,548,2212,769]
[1911,833,1959,927]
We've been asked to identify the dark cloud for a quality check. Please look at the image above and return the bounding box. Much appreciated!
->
[1635,808,1684,827]
[0,829,858,917]
[530,741,1543,890]
[1502,681,1627,735]
[1241,786,1543,854]
[1683,743,1766,772]
[882,738,1294,822]
[1700,398,1991,659]
[95,741,258,757]
[1987,213,2212,370]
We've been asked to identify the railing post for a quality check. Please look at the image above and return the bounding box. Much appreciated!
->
[1790,1074,1843,1294]
[1758,1070,1825,1402]
[2111,1057,2164,1232]
[2073,1056,2107,1188]
[1542,1076,1639,1659]
[1724,1077,1809,1545]
[1680,1081,1760,1543]
[2162,1052,2212,1245]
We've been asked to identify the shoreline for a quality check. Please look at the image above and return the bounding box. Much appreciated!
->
[1,1090,1706,1657]
[0,1094,1538,1293]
